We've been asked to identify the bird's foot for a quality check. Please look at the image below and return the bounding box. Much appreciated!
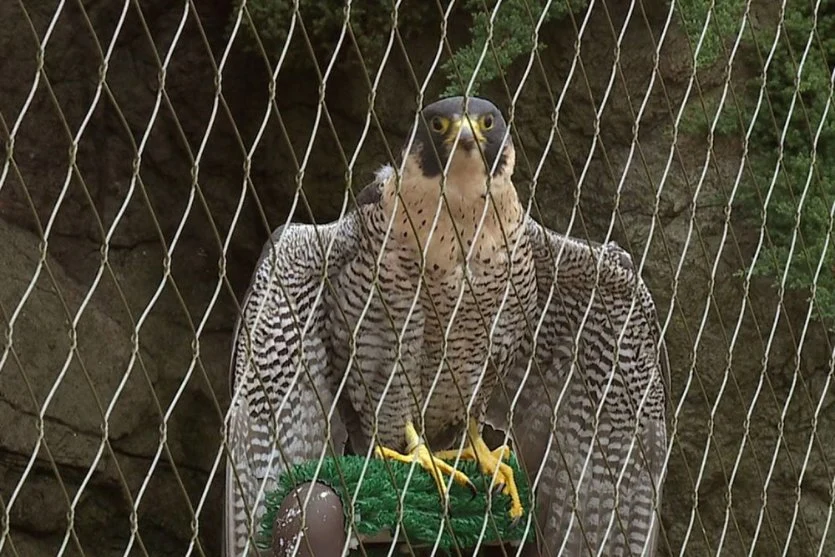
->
[374,422,477,499]
[435,420,523,520]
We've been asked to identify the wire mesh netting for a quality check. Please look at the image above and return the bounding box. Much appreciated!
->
[2,0,835,555]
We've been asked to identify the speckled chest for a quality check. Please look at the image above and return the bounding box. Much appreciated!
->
[415,231,536,428]
[328,203,537,444]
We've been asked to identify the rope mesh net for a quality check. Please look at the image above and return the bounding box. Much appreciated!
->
[1,0,833,555]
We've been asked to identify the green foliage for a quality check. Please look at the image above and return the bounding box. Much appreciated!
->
[676,0,747,67]
[681,1,835,324]
[231,0,590,93]
[441,0,587,96]
[743,1,835,324]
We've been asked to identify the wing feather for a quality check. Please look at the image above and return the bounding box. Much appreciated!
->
[223,210,365,556]
[488,217,667,556]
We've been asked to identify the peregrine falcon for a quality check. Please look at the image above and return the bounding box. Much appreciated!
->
[224,96,667,556]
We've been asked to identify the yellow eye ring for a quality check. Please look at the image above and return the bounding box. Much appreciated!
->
[431,116,447,133]
[481,114,495,130]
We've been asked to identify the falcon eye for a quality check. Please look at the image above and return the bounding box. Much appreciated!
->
[482,115,495,130]
[430,116,447,133]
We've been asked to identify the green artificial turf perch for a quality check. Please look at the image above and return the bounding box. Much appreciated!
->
[258,454,533,553]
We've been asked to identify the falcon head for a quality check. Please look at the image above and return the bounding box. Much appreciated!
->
[409,96,512,179]
[381,96,521,264]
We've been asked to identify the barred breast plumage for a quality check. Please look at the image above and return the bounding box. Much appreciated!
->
[327,157,537,453]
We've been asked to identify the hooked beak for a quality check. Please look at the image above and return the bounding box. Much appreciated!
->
[447,117,484,151]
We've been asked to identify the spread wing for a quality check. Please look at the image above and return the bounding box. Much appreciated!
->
[223,209,366,556]
[487,217,667,556]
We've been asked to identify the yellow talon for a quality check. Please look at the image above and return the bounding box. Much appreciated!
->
[436,419,523,519]
[375,421,477,498]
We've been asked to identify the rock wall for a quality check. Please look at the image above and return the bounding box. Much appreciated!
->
[1,0,831,555]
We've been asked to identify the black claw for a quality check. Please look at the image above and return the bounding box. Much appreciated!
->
[466,480,478,499]
[492,482,505,496]
[509,515,521,529]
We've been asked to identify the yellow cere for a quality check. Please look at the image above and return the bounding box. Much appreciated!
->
[442,114,487,145]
